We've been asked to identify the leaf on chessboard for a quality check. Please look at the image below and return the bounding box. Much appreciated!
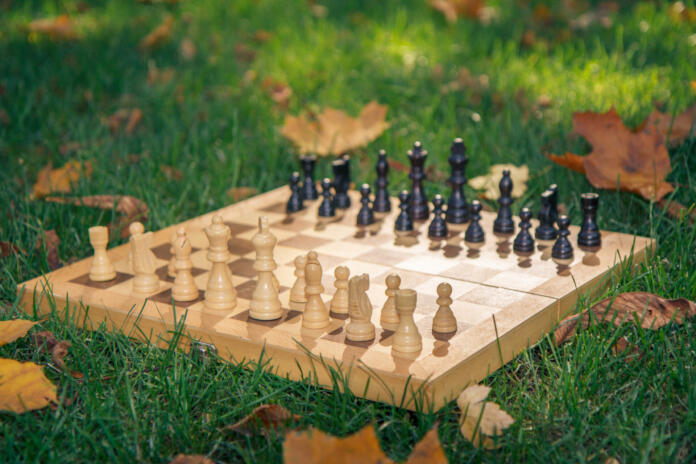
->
[139,15,175,51]
[225,404,301,435]
[548,107,673,201]
[457,384,514,449]
[26,14,81,40]
[428,0,485,23]
[639,103,696,148]
[404,427,448,464]
[554,292,696,345]
[280,101,390,156]
[0,358,57,413]
[283,424,393,464]
[34,229,62,270]
[169,455,215,464]
[469,164,528,199]
[227,186,258,202]
[32,160,93,199]
[0,320,39,346]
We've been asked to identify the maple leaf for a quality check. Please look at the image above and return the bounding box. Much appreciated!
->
[469,164,529,200]
[0,320,39,346]
[26,14,81,40]
[428,0,485,22]
[225,404,300,435]
[548,107,673,201]
[404,427,448,464]
[280,101,390,156]
[283,425,393,464]
[457,384,514,449]
[32,160,93,199]
[641,103,696,147]
[0,358,57,413]
[139,15,174,51]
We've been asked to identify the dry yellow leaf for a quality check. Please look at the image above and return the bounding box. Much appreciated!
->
[139,15,174,51]
[0,320,39,346]
[457,384,514,449]
[27,14,81,40]
[469,164,528,199]
[32,160,93,199]
[0,358,57,413]
[283,425,393,464]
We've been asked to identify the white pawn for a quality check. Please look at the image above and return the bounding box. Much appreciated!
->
[88,225,115,282]
[204,215,237,312]
[392,289,422,353]
[167,231,177,278]
[302,251,330,329]
[380,273,400,330]
[329,266,349,315]
[432,282,457,334]
[250,216,282,320]
[345,274,375,342]
[171,227,199,302]
[290,254,307,305]
[130,222,159,294]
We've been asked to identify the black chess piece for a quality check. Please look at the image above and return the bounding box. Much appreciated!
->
[513,207,535,253]
[464,200,485,244]
[578,192,601,248]
[395,190,413,232]
[428,194,448,239]
[407,141,429,220]
[547,184,559,224]
[373,149,391,213]
[286,171,304,213]
[446,138,468,224]
[551,215,574,263]
[317,178,335,217]
[300,155,318,200]
[356,184,375,226]
[535,190,558,241]
[332,158,351,209]
[493,170,515,235]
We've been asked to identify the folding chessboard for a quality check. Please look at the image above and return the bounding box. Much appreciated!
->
[17,186,653,410]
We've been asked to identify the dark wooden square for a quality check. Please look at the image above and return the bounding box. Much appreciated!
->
[228,238,255,256]
[69,271,131,289]
[155,265,206,282]
[149,288,205,306]
[223,222,256,236]
[151,243,202,261]
[229,258,255,278]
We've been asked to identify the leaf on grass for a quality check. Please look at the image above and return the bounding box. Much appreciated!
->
[1,242,22,258]
[32,160,93,199]
[169,455,214,464]
[457,384,514,449]
[0,358,57,413]
[35,230,62,270]
[234,43,256,63]
[641,104,696,147]
[0,320,39,346]
[281,101,390,156]
[160,165,183,180]
[33,331,83,379]
[139,15,174,51]
[404,427,448,464]
[26,14,81,40]
[227,186,258,202]
[428,0,485,22]
[261,77,292,108]
[225,404,300,435]
[104,108,143,135]
[611,336,641,361]
[283,425,393,464]
[147,63,176,85]
[548,107,673,201]
[469,164,529,200]
[179,38,197,60]
[554,292,696,345]
[547,152,585,174]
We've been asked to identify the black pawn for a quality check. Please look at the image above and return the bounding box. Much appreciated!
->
[551,215,574,263]
[373,149,391,213]
[578,192,601,249]
[286,172,304,213]
[317,178,335,217]
[300,155,318,200]
[513,208,535,253]
[395,190,413,232]
[464,200,485,244]
[332,158,350,209]
[535,190,558,241]
[407,141,429,220]
[428,194,448,239]
[446,138,468,224]
[493,170,515,235]
[356,184,375,226]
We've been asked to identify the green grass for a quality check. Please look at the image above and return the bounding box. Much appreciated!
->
[1,0,695,462]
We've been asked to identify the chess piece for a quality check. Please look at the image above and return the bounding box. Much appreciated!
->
[407,141,429,220]
[535,190,557,241]
[286,172,304,213]
[171,227,199,302]
[373,149,391,213]
[290,254,307,304]
[380,273,400,331]
[302,251,330,329]
[578,193,601,249]
[493,170,515,235]
[513,207,535,253]
[392,289,422,353]
[464,200,485,248]
[317,178,336,217]
[547,184,559,224]
[300,155,318,200]
[432,282,456,334]
[346,273,375,341]
[551,215,574,265]
[428,194,448,239]
[332,158,351,209]
[250,216,282,320]
[130,222,159,294]
[330,265,350,315]
[356,184,375,226]
[446,138,469,224]
[204,215,237,312]
[167,231,177,278]
[395,190,413,232]
[88,226,116,282]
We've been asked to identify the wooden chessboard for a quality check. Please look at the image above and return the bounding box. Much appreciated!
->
[16,186,653,410]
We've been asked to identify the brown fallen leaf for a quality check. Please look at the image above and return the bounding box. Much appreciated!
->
[139,15,175,51]
[281,101,390,156]
[640,104,696,147]
[227,186,258,202]
[458,384,514,449]
[0,320,39,346]
[547,152,585,174]
[59,141,82,155]
[469,164,529,200]
[428,0,485,22]
[554,292,696,345]
[26,14,81,40]
[147,63,176,85]
[104,108,143,135]
[404,427,448,464]
[225,404,300,435]
[34,331,83,379]
[0,242,22,258]
[160,165,183,180]
[32,160,93,199]
[611,336,641,361]
[283,425,393,464]
[0,358,57,413]
[440,67,489,95]
[179,37,197,60]
[548,107,673,201]
[169,455,214,464]
[35,229,61,270]
[261,77,292,108]
[234,43,256,63]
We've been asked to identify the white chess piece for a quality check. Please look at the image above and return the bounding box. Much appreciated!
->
[171,227,199,302]
[329,265,349,315]
[88,225,116,282]
[301,251,330,329]
[290,254,307,305]
[250,216,282,320]
[130,222,159,294]
[432,282,456,334]
[345,273,375,341]
[392,289,422,353]
[204,215,237,312]
[380,273,400,330]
